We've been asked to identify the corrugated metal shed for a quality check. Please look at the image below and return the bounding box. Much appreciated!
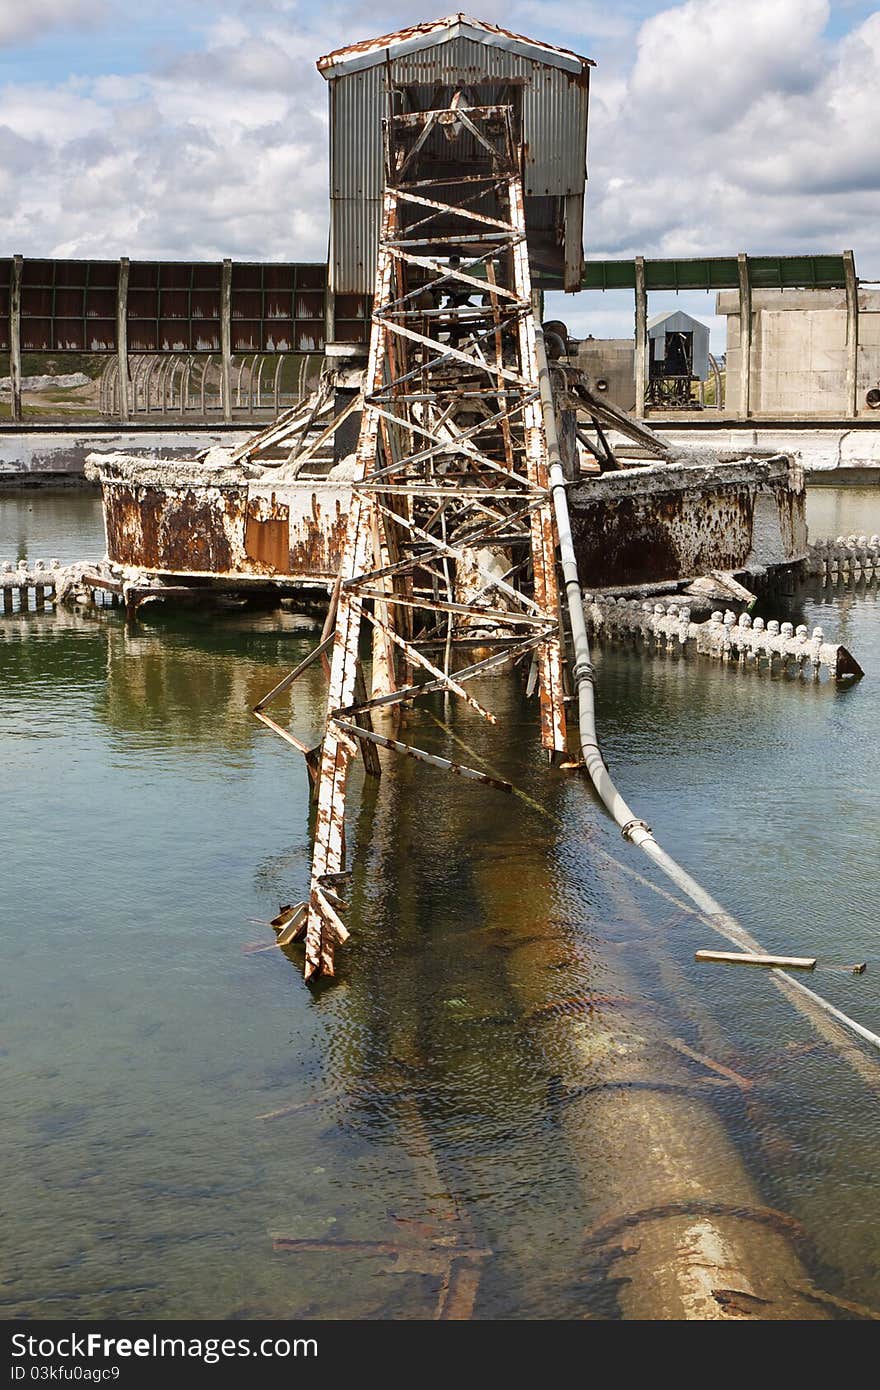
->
[319,15,592,305]
[647,309,710,379]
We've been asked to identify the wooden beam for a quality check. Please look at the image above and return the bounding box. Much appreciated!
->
[695,949,816,971]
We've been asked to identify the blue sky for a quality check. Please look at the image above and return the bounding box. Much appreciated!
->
[1,1,878,345]
[3,2,876,79]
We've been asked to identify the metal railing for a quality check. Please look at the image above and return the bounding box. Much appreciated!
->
[99,352,320,420]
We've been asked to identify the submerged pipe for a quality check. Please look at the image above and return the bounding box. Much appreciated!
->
[446,678,828,1318]
[533,314,880,1066]
[479,858,829,1319]
[426,702,872,1316]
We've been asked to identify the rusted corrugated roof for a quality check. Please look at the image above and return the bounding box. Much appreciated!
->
[316,13,594,78]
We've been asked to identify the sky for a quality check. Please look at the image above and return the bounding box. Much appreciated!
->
[1,0,878,345]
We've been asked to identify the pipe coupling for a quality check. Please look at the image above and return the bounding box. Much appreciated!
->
[621,817,652,842]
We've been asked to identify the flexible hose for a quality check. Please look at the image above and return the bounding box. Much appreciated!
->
[533,317,880,1058]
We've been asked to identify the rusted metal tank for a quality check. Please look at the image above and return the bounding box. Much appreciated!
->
[85,450,806,594]
[85,453,348,586]
[569,454,807,590]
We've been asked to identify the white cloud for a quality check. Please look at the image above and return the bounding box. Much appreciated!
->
[731,11,880,195]
[0,84,110,141]
[0,8,334,259]
[631,0,830,121]
[580,0,880,278]
[515,1,635,42]
[0,0,106,46]
[0,0,878,289]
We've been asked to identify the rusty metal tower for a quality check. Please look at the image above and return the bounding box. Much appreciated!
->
[259,96,570,978]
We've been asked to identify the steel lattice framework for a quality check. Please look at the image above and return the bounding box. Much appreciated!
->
[258,102,568,980]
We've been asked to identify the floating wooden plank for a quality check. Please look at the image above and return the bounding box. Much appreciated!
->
[270,902,303,929]
[276,904,308,947]
[695,949,817,971]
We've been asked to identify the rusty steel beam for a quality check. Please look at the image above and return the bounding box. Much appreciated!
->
[301,194,399,980]
[333,720,513,791]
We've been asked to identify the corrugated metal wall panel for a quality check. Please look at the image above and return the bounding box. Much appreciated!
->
[326,35,589,297]
[331,198,381,296]
[330,66,384,199]
[521,65,587,197]
[391,36,529,85]
[390,37,587,196]
[328,37,587,198]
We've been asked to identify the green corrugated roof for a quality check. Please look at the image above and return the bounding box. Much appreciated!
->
[575,254,849,292]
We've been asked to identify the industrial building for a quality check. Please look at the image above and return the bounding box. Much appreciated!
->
[573,258,879,421]
[318,11,593,342]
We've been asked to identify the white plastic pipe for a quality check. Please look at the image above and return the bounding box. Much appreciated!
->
[533,319,880,1059]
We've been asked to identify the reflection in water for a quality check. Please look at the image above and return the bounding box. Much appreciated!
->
[1,487,880,1317]
[806,487,880,544]
[0,487,106,566]
[99,611,322,752]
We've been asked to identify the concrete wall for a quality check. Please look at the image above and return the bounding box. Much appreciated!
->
[575,339,636,411]
[0,425,253,479]
[609,423,880,477]
[718,288,880,418]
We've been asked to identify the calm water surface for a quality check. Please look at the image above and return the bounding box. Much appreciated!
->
[1,484,880,1318]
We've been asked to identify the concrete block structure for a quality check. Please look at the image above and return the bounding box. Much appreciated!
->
[717,286,880,418]
[576,338,636,411]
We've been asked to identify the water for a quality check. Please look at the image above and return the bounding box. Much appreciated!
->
[2,484,880,1318]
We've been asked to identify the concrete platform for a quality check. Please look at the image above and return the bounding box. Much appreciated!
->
[616,419,880,479]
[4,418,879,483]
[0,423,253,480]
